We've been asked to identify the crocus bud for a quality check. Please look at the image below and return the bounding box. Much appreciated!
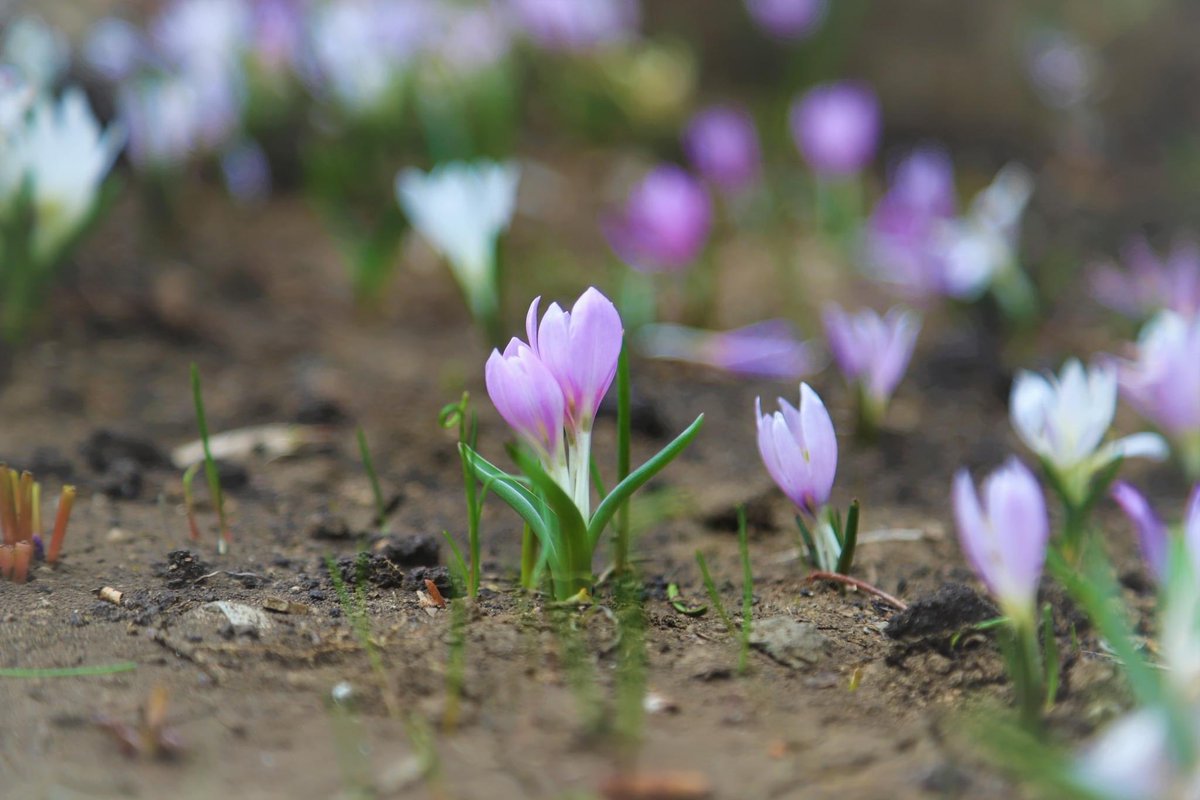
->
[485,339,566,466]
[822,304,920,426]
[756,383,837,515]
[744,0,827,40]
[1110,481,1169,582]
[526,287,624,432]
[1116,311,1200,477]
[952,458,1049,622]
[603,164,712,273]
[789,81,880,178]
[682,104,761,193]
[1011,359,1168,506]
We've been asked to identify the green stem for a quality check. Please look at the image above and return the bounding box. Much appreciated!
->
[520,523,537,591]
[614,342,632,573]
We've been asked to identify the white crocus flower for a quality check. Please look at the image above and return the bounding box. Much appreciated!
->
[1010,358,1167,505]
[2,16,70,92]
[396,160,520,328]
[1074,708,1200,800]
[0,88,125,262]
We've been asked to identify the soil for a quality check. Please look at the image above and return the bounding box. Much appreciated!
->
[0,180,1177,800]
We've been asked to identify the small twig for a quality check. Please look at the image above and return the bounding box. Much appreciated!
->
[805,571,908,611]
[148,628,222,683]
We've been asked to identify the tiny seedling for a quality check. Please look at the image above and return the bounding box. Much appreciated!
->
[666,583,707,616]
[356,426,387,530]
[190,364,231,554]
[440,393,485,596]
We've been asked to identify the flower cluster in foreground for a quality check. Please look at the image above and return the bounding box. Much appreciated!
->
[486,287,623,518]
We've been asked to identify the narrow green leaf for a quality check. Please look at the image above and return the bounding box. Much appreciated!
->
[615,341,632,572]
[588,414,704,548]
[0,662,137,678]
[460,443,557,563]
[834,499,860,575]
[1041,602,1059,712]
[695,551,735,634]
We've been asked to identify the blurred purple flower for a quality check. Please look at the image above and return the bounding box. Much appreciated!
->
[636,320,818,381]
[306,0,434,112]
[789,81,881,177]
[682,104,761,193]
[437,7,513,74]
[863,148,958,296]
[953,458,1048,621]
[525,287,623,431]
[823,304,920,421]
[1116,311,1200,477]
[1024,28,1096,111]
[1090,237,1200,321]
[250,0,308,75]
[604,164,712,273]
[82,18,146,83]
[118,76,201,170]
[744,0,828,40]
[220,139,271,204]
[1110,481,1170,582]
[151,0,250,75]
[505,0,639,52]
[756,383,837,515]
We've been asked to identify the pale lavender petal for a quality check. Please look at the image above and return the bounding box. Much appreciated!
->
[953,469,995,597]
[565,287,623,420]
[1186,484,1200,571]
[981,459,1047,605]
[1111,481,1168,581]
[485,340,565,459]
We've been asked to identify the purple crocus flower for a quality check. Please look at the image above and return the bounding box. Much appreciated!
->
[952,458,1049,621]
[823,304,920,424]
[789,81,881,178]
[82,18,146,83]
[525,287,623,432]
[863,147,964,298]
[1090,237,1200,321]
[250,0,308,76]
[682,104,762,193]
[1110,481,1170,582]
[220,139,271,205]
[1116,311,1200,477]
[485,338,566,467]
[636,320,818,381]
[604,165,712,273]
[505,0,639,52]
[756,383,837,516]
[744,0,827,40]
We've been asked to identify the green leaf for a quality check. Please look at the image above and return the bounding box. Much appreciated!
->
[588,414,704,548]
[460,443,557,564]
[834,499,860,575]
[794,514,817,568]
[1041,602,1059,712]
[509,447,591,597]
[667,583,707,616]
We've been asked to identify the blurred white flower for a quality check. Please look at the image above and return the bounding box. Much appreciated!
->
[0,88,125,261]
[2,15,69,91]
[1011,358,1167,504]
[395,160,520,322]
[1074,708,1200,800]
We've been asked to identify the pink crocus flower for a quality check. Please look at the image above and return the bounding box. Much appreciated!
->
[952,458,1049,622]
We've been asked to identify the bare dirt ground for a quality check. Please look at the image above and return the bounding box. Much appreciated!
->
[0,179,1178,800]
